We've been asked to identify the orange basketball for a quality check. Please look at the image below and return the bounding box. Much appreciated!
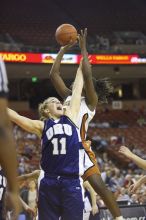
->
[55,24,77,46]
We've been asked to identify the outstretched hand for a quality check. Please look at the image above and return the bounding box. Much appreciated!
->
[78,28,87,53]
[119,146,133,159]
[60,40,77,52]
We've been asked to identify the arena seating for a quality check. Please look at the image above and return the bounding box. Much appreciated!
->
[87,108,146,167]
[1,0,146,49]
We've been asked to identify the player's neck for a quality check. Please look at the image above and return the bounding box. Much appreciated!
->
[49,114,60,120]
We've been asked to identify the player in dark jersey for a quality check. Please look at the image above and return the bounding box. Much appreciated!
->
[0,58,19,220]
[49,29,124,220]
[8,61,86,220]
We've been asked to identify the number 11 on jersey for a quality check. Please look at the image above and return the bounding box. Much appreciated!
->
[51,138,66,155]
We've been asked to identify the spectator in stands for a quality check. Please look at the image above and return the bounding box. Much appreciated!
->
[83,181,99,220]
[132,104,139,113]
[130,194,139,204]
[116,187,131,202]
[123,174,134,189]
[100,36,110,50]
[20,180,37,220]
[137,116,146,127]
[136,38,144,45]
[112,169,124,188]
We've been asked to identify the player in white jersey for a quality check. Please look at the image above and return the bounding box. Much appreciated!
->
[0,58,19,219]
[65,96,95,132]
[49,29,124,220]
[64,95,99,179]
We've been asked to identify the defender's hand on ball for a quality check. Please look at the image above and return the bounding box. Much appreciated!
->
[60,39,77,52]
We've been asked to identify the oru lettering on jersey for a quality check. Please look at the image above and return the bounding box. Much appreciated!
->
[46,124,72,140]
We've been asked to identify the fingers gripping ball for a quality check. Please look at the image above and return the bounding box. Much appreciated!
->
[55,24,77,46]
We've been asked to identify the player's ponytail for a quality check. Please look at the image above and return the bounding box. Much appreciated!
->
[38,103,46,121]
[38,98,50,121]
[92,78,113,103]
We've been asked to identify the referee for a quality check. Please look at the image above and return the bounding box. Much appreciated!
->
[0,58,19,220]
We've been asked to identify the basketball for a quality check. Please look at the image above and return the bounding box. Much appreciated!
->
[55,24,77,46]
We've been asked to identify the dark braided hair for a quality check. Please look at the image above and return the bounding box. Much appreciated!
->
[92,77,113,103]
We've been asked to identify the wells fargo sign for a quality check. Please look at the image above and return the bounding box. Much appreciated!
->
[95,55,137,64]
[0,52,41,63]
[0,53,27,62]
[77,54,141,64]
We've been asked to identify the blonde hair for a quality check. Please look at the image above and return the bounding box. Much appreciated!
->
[38,97,54,121]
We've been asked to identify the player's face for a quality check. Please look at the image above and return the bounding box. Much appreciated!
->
[46,97,63,118]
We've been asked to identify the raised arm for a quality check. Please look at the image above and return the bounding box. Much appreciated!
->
[119,146,146,170]
[79,29,98,111]
[7,108,44,137]
[49,45,73,99]
[65,61,84,123]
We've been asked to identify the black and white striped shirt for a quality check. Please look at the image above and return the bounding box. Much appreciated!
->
[0,58,8,97]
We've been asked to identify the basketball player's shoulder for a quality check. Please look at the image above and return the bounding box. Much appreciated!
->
[63,115,77,129]
[81,96,95,114]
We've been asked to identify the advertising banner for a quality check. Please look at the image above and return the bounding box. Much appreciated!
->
[1,52,146,65]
